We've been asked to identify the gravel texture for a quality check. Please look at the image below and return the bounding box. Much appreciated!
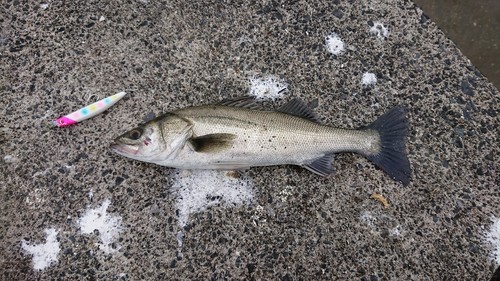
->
[1,0,498,280]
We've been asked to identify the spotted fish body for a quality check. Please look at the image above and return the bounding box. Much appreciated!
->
[111,97,411,185]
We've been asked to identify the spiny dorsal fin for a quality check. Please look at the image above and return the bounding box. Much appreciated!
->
[215,96,262,110]
[189,133,237,153]
[277,98,319,122]
[302,154,335,177]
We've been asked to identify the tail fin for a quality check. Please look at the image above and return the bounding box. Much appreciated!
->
[364,107,411,185]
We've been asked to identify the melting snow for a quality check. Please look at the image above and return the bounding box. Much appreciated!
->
[3,155,20,163]
[361,72,377,87]
[369,22,389,39]
[360,210,376,227]
[325,32,345,55]
[485,217,500,264]
[359,210,404,238]
[21,228,60,270]
[170,170,255,227]
[78,199,123,254]
[249,75,288,100]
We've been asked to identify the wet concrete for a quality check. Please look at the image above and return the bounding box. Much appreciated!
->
[1,0,499,280]
[413,0,500,89]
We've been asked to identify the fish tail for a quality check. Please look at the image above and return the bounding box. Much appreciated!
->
[364,107,411,185]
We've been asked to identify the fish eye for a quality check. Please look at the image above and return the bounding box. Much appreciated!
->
[128,128,143,140]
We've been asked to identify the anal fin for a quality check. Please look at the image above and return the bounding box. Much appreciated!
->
[302,154,335,177]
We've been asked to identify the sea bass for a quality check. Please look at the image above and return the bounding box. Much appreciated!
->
[110,97,411,185]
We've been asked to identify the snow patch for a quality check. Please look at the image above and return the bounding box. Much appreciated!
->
[485,217,500,264]
[170,170,255,227]
[360,210,376,227]
[325,32,345,55]
[21,228,60,270]
[369,22,389,39]
[361,72,377,87]
[249,75,288,100]
[3,155,20,163]
[359,210,404,238]
[237,35,253,45]
[176,230,185,258]
[78,199,123,254]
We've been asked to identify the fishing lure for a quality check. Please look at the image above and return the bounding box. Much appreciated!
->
[52,92,127,127]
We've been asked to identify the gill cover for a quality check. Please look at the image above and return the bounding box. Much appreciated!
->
[111,113,198,164]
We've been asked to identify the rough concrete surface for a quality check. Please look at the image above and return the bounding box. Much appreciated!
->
[1,0,498,280]
[413,0,500,91]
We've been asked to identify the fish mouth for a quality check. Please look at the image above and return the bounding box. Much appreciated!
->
[110,142,139,156]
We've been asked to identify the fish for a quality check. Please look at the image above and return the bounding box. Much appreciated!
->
[110,97,411,185]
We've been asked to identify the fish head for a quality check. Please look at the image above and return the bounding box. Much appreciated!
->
[110,120,167,162]
[110,114,192,164]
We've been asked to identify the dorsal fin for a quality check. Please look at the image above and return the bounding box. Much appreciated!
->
[215,96,262,110]
[277,98,319,121]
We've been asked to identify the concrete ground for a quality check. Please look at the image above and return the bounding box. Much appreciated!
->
[413,0,500,91]
[1,0,498,280]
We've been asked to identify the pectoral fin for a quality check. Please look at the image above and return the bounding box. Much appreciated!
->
[189,133,237,153]
[302,154,335,177]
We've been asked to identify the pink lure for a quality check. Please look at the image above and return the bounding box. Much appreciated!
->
[53,92,127,127]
